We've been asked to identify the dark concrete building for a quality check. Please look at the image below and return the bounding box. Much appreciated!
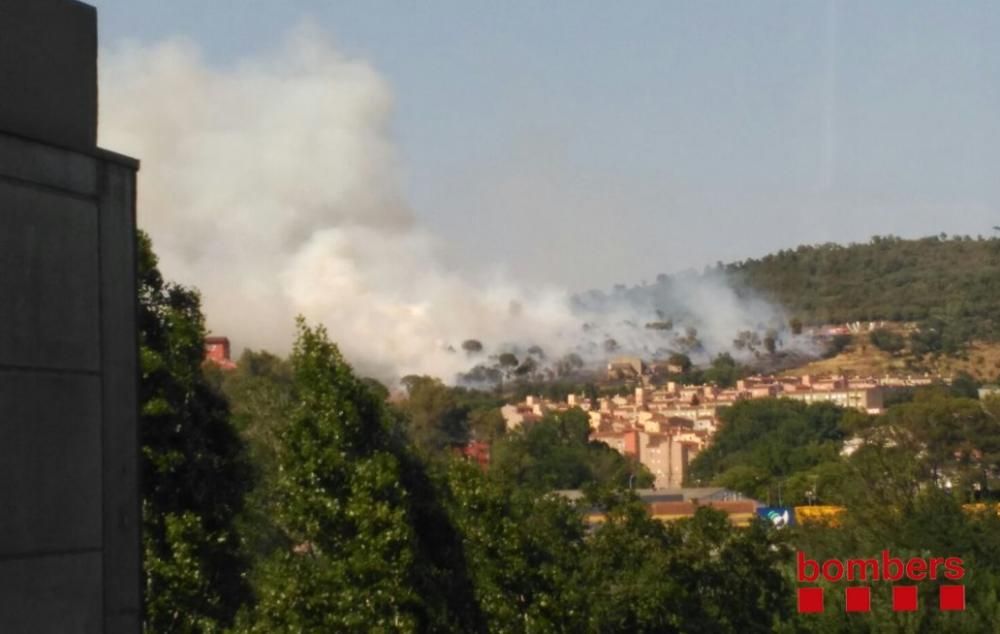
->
[0,0,141,631]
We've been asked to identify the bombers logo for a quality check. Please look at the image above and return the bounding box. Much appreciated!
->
[797,551,966,613]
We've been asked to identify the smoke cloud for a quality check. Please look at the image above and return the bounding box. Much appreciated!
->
[99,28,806,384]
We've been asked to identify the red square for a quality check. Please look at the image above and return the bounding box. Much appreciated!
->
[798,587,824,613]
[940,585,965,611]
[845,587,871,612]
[893,586,918,612]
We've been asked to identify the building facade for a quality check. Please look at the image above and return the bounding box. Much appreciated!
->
[0,2,141,631]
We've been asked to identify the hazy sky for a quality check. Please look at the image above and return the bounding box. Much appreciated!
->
[90,0,1000,292]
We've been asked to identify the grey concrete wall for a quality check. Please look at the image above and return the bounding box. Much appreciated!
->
[0,1,141,632]
[0,0,97,152]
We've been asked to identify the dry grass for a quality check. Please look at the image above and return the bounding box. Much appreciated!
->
[780,326,1000,381]
[928,341,1000,381]
[781,342,903,378]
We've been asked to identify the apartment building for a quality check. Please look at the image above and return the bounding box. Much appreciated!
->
[500,373,901,488]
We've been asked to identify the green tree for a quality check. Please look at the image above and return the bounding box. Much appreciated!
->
[399,375,470,453]
[687,399,848,503]
[950,370,980,399]
[577,492,689,632]
[869,327,905,354]
[789,317,803,336]
[851,392,1000,502]
[666,509,792,632]
[244,320,484,632]
[216,349,294,466]
[763,329,779,355]
[214,349,296,563]
[490,409,653,491]
[702,353,745,388]
[498,352,519,369]
[823,334,852,358]
[668,352,693,373]
[556,352,586,377]
[579,491,794,633]
[246,320,423,631]
[461,339,484,354]
[527,344,546,358]
[515,356,538,378]
[444,461,588,631]
[138,231,252,632]
[468,406,506,442]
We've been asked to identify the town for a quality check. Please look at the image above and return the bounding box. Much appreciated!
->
[207,335,947,492]
[501,355,938,491]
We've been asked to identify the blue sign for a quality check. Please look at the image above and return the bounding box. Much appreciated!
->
[757,506,795,528]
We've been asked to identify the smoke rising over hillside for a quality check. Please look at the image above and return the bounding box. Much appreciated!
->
[99,29,804,383]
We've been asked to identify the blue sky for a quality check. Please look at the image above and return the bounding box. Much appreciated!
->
[90,1,1000,290]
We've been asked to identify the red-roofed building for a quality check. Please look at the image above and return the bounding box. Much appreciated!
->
[458,440,491,469]
[204,336,237,370]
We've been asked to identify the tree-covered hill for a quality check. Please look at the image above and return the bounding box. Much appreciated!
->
[580,234,1000,365]
[726,234,1000,337]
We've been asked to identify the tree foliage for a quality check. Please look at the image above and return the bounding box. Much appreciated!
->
[687,399,850,503]
[461,339,484,354]
[823,333,852,358]
[138,231,251,632]
[727,235,1000,338]
[444,465,794,633]
[243,321,490,632]
[246,320,423,630]
[869,328,905,354]
[579,492,793,633]
[490,409,653,492]
[399,375,471,453]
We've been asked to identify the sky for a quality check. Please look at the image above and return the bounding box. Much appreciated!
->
[90,0,1000,292]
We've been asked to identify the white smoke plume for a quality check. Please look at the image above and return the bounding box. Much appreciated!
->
[99,28,807,384]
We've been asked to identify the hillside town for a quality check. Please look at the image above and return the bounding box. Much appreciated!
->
[203,335,946,493]
[502,364,937,490]
[204,335,967,519]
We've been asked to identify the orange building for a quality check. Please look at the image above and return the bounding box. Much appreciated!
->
[204,336,237,370]
[591,428,701,489]
[459,440,491,469]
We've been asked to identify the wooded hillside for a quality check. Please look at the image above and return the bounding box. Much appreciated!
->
[727,235,1000,340]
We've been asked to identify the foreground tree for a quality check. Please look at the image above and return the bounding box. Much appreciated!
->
[243,320,484,632]
[245,320,422,631]
[138,231,252,632]
[444,461,588,631]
